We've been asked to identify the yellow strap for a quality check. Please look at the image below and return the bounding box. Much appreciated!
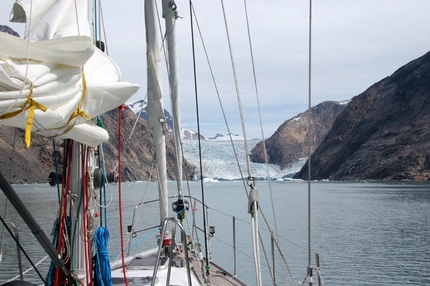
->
[41,68,92,138]
[67,68,91,122]
[0,97,46,121]
[25,84,47,148]
[68,106,92,122]
[25,104,35,148]
[1,69,91,145]
[0,83,47,148]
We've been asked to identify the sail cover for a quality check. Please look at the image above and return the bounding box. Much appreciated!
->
[0,0,139,147]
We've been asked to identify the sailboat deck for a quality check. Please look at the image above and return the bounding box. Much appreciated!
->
[110,247,248,286]
[189,257,248,286]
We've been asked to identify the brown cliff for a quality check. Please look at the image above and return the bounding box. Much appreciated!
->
[250,101,346,169]
[295,51,430,181]
[0,108,196,184]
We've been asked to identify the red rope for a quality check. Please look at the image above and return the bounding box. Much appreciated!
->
[118,105,129,285]
[55,140,73,284]
[81,145,88,283]
[87,146,94,284]
[83,145,93,284]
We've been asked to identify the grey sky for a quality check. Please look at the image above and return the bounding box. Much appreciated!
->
[2,0,430,139]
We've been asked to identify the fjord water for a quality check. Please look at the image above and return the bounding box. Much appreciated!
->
[0,181,429,285]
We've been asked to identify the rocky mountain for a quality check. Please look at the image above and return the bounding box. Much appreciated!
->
[0,108,196,184]
[181,128,203,140]
[127,98,204,140]
[0,126,56,184]
[127,99,174,132]
[0,25,20,37]
[250,101,347,169]
[295,51,430,181]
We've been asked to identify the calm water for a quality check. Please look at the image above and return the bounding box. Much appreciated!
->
[0,181,429,285]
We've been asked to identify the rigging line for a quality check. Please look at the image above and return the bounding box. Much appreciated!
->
[220,0,252,177]
[128,93,148,140]
[53,140,61,204]
[117,105,129,286]
[190,4,249,197]
[93,0,98,41]
[188,0,210,281]
[0,128,18,258]
[307,0,313,268]
[208,204,309,251]
[73,0,81,36]
[7,129,17,182]
[258,230,275,285]
[242,0,282,261]
[101,145,110,227]
[176,58,294,269]
[8,255,49,282]
[181,143,204,251]
[243,0,286,283]
[97,0,109,55]
[55,140,74,284]
[259,208,297,286]
[81,145,90,283]
[119,163,156,260]
[178,139,201,248]
[220,2,262,285]
[71,171,85,278]
[84,146,94,282]
[0,215,47,284]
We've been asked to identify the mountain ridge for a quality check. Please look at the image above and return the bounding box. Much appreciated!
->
[295,50,430,181]
[250,100,348,169]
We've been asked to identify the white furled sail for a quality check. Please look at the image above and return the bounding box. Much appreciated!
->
[145,0,169,222]
[0,0,139,147]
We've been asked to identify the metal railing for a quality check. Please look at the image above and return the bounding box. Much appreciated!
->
[2,219,24,281]
[151,217,193,286]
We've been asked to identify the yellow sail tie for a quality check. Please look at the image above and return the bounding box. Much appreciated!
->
[61,69,92,135]
[0,69,92,145]
[70,69,91,121]
[0,83,47,148]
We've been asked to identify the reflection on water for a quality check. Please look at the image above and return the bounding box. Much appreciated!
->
[0,181,429,285]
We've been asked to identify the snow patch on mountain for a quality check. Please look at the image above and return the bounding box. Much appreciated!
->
[207,133,248,141]
[127,98,147,114]
[126,98,202,140]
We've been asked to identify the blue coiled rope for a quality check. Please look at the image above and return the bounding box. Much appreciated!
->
[94,227,112,286]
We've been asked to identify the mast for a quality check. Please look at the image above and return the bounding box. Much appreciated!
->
[145,0,169,223]
[70,142,87,284]
[70,2,94,284]
[162,0,183,200]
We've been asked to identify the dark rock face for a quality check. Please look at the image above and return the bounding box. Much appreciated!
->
[101,108,196,182]
[250,101,346,169]
[0,108,196,184]
[295,51,430,181]
[0,126,55,184]
[127,99,174,132]
[0,25,20,37]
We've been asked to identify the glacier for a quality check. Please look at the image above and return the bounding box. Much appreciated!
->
[182,140,305,181]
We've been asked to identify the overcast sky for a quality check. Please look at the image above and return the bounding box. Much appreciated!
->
[2,0,430,139]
